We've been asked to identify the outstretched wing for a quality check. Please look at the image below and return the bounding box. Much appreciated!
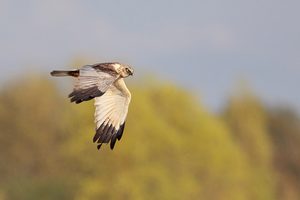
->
[93,79,131,150]
[69,64,119,104]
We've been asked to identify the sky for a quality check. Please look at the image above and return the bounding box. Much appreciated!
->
[1,0,299,111]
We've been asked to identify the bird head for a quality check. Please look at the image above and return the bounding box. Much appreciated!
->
[115,63,134,78]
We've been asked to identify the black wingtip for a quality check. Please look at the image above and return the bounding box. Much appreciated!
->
[110,134,118,150]
[93,122,126,150]
[68,87,104,104]
[117,123,126,141]
[93,133,99,143]
[97,143,102,150]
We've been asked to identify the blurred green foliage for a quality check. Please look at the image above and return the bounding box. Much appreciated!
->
[0,76,299,200]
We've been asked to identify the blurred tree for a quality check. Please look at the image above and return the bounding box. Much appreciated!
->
[0,76,75,199]
[1,75,290,200]
[223,86,275,200]
[67,84,257,200]
[267,107,300,200]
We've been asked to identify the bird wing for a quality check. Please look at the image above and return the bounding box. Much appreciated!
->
[69,65,119,104]
[93,79,131,150]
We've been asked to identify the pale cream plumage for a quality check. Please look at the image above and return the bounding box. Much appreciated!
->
[51,62,133,150]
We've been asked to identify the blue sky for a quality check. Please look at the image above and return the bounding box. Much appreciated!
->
[1,0,299,111]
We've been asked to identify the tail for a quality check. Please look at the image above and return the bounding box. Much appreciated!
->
[50,70,79,77]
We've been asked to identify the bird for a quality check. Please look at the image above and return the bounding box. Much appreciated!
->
[50,62,134,150]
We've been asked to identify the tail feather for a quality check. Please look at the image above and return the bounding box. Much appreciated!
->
[50,70,79,77]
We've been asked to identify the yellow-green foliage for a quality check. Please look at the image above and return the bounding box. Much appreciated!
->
[223,90,275,200]
[0,76,287,200]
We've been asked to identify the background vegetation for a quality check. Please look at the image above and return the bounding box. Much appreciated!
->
[0,74,299,200]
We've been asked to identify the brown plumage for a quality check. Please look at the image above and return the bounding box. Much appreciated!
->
[50,70,79,77]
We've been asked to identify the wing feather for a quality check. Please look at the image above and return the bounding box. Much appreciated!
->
[93,79,131,150]
[69,65,119,103]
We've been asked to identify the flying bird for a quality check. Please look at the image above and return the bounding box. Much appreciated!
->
[50,62,133,150]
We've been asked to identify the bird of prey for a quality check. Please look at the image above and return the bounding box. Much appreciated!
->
[50,62,133,150]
